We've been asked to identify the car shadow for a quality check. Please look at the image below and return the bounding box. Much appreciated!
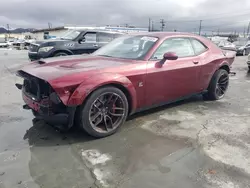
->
[128,94,203,121]
[23,118,96,147]
[23,94,205,148]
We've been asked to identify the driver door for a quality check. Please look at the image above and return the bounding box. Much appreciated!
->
[144,37,202,107]
[73,32,99,54]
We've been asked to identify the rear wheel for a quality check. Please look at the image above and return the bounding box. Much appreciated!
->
[203,69,229,100]
[77,87,128,138]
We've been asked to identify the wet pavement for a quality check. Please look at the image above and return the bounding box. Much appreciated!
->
[1,50,250,188]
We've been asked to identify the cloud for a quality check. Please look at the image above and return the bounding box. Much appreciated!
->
[0,0,249,33]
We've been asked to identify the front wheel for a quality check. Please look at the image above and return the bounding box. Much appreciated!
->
[203,69,229,100]
[77,87,129,138]
[53,52,69,57]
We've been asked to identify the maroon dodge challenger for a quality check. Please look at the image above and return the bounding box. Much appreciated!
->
[16,32,236,138]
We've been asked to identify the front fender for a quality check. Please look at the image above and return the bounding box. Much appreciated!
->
[67,73,137,112]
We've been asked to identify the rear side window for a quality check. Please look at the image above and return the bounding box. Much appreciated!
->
[97,33,114,43]
[190,38,208,55]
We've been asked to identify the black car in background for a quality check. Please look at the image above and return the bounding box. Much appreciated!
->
[28,30,123,61]
[233,39,250,56]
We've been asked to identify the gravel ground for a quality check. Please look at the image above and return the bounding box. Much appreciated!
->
[0,50,250,188]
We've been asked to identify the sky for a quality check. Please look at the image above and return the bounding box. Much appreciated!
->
[0,0,250,33]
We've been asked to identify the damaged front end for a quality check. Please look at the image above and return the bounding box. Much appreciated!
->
[16,70,76,131]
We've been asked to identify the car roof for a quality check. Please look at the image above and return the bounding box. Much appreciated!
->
[129,32,201,39]
[78,29,125,35]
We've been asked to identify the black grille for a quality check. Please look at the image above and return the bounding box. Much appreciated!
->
[29,44,39,52]
[24,79,39,97]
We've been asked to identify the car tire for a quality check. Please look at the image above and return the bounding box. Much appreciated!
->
[76,86,129,138]
[203,69,229,100]
[53,52,69,57]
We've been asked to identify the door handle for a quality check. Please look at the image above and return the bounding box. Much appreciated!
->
[193,61,199,64]
[93,44,98,47]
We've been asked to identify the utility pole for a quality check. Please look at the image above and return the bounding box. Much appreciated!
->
[48,22,52,29]
[198,20,202,35]
[6,24,10,37]
[151,21,154,32]
[160,19,166,31]
[148,18,151,32]
[247,22,250,37]
[243,26,246,38]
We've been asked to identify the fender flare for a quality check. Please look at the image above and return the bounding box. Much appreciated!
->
[67,73,137,113]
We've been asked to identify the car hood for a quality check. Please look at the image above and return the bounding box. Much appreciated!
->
[32,39,69,45]
[18,55,132,81]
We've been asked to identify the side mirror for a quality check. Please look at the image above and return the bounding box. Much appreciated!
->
[163,52,178,60]
[78,37,86,44]
[155,52,178,68]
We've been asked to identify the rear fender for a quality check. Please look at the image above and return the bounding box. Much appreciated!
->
[67,73,137,112]
[205,60,231,89]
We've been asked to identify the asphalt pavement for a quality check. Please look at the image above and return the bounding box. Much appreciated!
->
[0,50,250,188]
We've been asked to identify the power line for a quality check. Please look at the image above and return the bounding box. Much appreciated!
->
[166,12,250,23]
[202,20,250,29]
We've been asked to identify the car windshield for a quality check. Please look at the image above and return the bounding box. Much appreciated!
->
[59,30,81,40]
[93,35,158,60]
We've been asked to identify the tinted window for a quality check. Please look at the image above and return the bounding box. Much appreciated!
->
[84,33,97,42]
[191,39,207,54]
[152,38,195,59]
[97,33,113,42]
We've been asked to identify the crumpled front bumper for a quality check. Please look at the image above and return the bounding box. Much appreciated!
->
[18,82,76,131]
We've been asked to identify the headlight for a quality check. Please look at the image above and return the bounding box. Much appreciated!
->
[38,46,54,52]
[239,47,245,50]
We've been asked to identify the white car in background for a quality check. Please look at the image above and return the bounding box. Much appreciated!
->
[0,38,9,48]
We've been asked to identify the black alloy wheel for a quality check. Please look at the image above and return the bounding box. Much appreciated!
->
[203,69,229,100]
[77,87,128,138]
[215,71,229,99]
[89,92,126,133]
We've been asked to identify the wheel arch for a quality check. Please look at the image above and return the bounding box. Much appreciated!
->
[50,49,73,57]
[218,64,230,73]
[67,74,137,114]
[205,62,230,90]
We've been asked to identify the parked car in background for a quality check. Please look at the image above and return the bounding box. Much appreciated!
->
[12,39,30,50]
[0,38,8,48]
[233,39,250,55]
[16,32,235,138]
[28,30,123,61]
[214,40,236,51]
